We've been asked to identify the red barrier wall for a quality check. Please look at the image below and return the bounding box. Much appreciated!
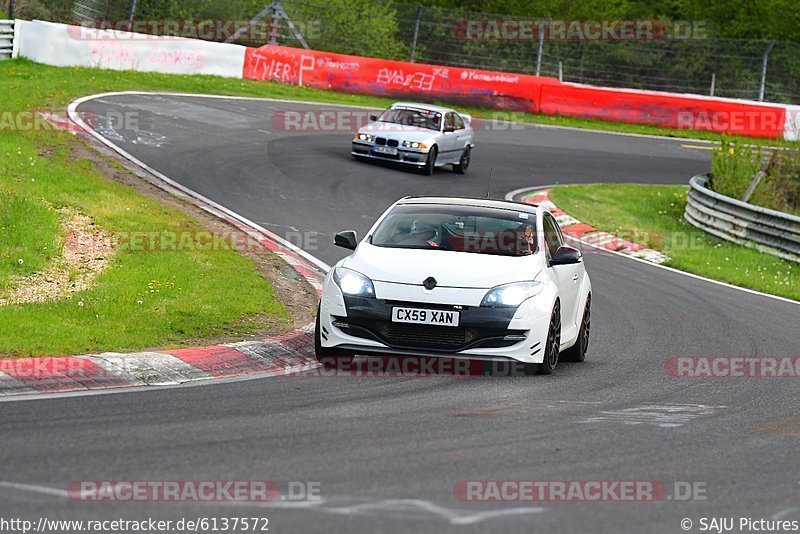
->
[539,84,785,139]
[243,44,786,139]
[243,44,559,113]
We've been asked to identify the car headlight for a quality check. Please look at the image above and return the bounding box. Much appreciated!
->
[355,133,373,142]
[402,141,427,149]
[333,267,375,298]
[481,281,543,307]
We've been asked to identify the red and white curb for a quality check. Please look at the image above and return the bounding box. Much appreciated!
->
[0,326,319,396]
[0,107,329,398]
[516,188,670,264]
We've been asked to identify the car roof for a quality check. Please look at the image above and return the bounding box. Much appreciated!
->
[396,196,539,214]
[390,102,458,115]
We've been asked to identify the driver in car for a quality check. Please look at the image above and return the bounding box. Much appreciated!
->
[397,221,440,248]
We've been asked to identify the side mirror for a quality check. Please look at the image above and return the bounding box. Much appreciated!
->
[334,230,359,250]
[550,245,582,266]
[369,114,378,121]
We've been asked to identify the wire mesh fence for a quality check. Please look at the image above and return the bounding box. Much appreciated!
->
[5,0,800,104]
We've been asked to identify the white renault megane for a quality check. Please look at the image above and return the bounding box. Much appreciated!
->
[315,196,592,374]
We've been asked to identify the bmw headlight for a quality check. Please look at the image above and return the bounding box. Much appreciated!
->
[333,267,375,298]
[402,140,427,149]
[481,281,543,307]
[355,133,373,142]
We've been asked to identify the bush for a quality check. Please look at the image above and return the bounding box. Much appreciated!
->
[709,138,762,199]
[711,138,800,216]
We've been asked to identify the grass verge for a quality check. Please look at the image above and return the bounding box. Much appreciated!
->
[0,64,299,357]
[548,184,799,301]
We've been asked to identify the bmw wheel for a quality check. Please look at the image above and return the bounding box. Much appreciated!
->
[453,146,471,174]
[422,145,437,176]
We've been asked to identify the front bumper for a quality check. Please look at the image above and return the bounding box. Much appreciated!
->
[320,277,553,364]
[351,141,428,167]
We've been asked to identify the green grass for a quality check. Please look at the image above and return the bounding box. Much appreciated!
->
[0,190,61,290]
[0,63,293,357]
[548,184,799,301]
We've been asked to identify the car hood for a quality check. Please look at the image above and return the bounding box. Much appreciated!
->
[343,242,542,289]
[359,122,438,142]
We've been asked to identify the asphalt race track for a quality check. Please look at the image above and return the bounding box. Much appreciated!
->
[1,93,799,533]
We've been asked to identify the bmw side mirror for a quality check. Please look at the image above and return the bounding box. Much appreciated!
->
[334,230,359,250]
[369,114,378,121]
[550,245,582,266]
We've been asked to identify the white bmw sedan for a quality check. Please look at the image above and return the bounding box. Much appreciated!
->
[351,102,474,175]
[315,196,592,375]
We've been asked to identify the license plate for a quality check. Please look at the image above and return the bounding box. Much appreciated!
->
[373,146,398,155]
[392,307,460,327]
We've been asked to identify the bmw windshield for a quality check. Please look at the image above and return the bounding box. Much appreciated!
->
[370,204,537,256]
[377,108,442,131]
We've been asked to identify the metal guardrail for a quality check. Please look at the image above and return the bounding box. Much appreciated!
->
[0,20,13,60]
[684,174,800,263]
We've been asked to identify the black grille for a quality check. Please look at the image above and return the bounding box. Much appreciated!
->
[375,137,387,145]
[376,322,477,350]
[387,139,399,147]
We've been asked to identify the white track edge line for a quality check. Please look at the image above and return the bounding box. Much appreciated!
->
[68,92,331,273]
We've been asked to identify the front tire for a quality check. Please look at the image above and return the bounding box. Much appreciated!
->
[452,146,471,174]
[314,305,355,369]
[537,301,562,375]
[422,145,437,176]
[562,295,590,363]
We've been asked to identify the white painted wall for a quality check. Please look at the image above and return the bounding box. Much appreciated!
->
[15,20,245,78]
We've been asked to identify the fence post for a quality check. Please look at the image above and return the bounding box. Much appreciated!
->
[269,1,281,45]
[558,60,563,82]
[128,0,137,22]
[758,40,775,101]
[535,22,545,76]
[8,0,14,19]
[409,4,423,63]
[710,72,715,96]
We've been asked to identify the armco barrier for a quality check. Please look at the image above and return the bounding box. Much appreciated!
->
[0,20,13,60]
[242,44,560,113]
[684,174,800,263]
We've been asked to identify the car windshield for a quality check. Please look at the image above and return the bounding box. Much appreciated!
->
[371,204,537,256]
[377,108,442,131]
